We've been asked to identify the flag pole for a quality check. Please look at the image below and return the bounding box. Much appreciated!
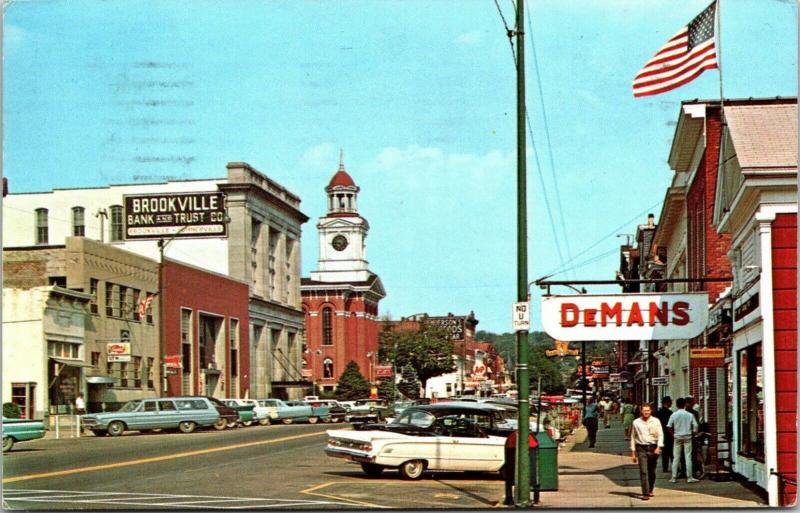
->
[716,0,724,104]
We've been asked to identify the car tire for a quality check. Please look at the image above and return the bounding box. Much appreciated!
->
[308,416,319,424]
[213,418,227,430]
[2,436,14,452]
[178,421,196,434]
[259,418,271,426]
[107,421,125,437]
[226,420,238,429]
[361,463,384,477]
[91,429,107,437]
[242,420,253,427]
[399,460,426,480]
[330,417,340,424]
[282,418,293,425]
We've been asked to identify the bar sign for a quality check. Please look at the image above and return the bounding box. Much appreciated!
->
[512,302,530,331]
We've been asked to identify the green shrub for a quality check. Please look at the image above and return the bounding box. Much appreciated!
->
[3,402,21,419]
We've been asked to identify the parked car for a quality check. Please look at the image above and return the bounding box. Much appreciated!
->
[206,397,240,429]
[221,399,257,426]
[285,400,330,424]
[81,397,221,436]
[226,399,272,425]
[2,417,45,451]
[306,399,347,423]
[256,399,322,424]
[346,399,389,424]
[325,403,509,479]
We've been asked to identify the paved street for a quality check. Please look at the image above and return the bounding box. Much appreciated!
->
[2,418,768,509]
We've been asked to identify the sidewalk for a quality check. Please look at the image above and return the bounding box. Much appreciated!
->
[539,417,766,508]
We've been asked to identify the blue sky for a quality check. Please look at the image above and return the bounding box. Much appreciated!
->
[4,0,796,333]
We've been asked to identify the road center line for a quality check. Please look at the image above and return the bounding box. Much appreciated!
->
[3,430,330,484]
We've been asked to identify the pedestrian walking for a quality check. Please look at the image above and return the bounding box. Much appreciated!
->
[667,397,699,483]
[503,430,539,505]
[601,397,612,428]
[655,396,674,473]
[582,396,600,448]
[621,400,635,440]
[74,393,86,415]
[630,403,664,500]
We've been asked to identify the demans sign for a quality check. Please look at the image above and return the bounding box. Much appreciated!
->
[541,292,708,341]
[123,192,227,240]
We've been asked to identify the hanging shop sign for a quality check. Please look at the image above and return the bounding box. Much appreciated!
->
[107,342,131,362]
[541,292,709,341]
[375,366,394,378]
[591,361,610,379]
[163,355,183,369]
[545,340,580,357]
[123,192,227,240]
[689,347,725,368]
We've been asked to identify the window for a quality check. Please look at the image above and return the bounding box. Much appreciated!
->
[105,282,115,317]
[738,343,764,460]
[323,358,334,379]
[130,289,140,321]
[106,360,114,376]
[72,207,85,236]
[11,383,35,420]
[120,361,129,387]
[35,208,48,245]
[110,205,123,242]
[143,401,157,412]
[322,308,333,346]
[145,293,154,324]
[146,357,154,389]
[133,356,142,388]
[230,319,239,378]
[48,341,80,359]
[90,279,99,314]
[119,286,129,319]
[91,352,100,367]
[158,400,176,411]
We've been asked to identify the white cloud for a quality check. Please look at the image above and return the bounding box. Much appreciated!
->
[299,142,338,170]
[455,30,483,45]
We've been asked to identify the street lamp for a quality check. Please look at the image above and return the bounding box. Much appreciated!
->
[366,352,377,383]
[305,349,322,395]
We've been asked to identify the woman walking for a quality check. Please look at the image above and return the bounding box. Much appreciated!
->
[622,400,635,440]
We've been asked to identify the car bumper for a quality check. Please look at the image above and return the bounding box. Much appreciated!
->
[325,447,376,463]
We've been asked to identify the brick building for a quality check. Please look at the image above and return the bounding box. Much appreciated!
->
[162,259,250,399]
[301,159,386,391]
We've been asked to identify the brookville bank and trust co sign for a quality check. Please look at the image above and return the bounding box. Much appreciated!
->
[123,192,227,240]
[541,292,709,341]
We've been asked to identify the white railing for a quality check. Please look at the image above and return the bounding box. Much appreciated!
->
[50,414,82,439]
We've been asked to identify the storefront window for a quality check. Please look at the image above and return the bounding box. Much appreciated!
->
[738,343,764,460]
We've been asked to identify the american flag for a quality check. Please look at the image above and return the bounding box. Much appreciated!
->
[633,1,717,98]
[138,294,155,320]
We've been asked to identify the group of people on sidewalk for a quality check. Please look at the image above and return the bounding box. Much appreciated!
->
[581,394,710,501]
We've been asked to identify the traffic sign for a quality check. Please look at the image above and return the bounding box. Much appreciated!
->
[651,376,669,386]
[512,302,530,331]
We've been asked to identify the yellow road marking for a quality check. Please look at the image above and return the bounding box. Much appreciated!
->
[4,430,333,484]
[300,481,388,509]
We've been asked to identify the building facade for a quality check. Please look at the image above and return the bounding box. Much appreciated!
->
[3,161,308,399]
[301,160,386,392]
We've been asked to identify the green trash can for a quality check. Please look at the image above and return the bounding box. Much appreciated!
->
[535,431,559,491]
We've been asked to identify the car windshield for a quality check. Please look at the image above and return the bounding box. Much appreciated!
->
[118,401,141,413]
[391,409,436,428]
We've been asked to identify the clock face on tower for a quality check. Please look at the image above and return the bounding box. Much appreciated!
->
[331,235,349,251]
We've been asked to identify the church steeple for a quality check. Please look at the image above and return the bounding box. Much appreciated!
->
[325,150,359,215]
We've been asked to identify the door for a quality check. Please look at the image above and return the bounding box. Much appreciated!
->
[157,400,180,428]
[133,400,159,430]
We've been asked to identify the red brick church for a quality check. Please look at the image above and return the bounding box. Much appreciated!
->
[301,156,386,392]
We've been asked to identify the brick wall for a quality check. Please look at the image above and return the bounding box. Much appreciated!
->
[771,213,797,506]
[3,247,66,288]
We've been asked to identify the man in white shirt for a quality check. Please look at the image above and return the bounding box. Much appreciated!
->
[666,397,699,483]
[630,403,664,500]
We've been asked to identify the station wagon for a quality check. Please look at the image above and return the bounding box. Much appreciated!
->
[81,397,221,436]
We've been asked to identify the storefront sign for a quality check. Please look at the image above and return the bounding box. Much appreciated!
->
[427,317,465,341]
[123,192,227,240]
[690,347,725,367]
[591,361,610,379]
[541,293,709,341]
[375,365,393,378]
[651,376,669,386]
[107,342,131,362]
[609,373,626,383]
[164,355,183,369]
[733,292,759,321]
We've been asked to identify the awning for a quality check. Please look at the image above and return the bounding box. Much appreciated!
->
[50,357,95,368]
[85,376,116,385]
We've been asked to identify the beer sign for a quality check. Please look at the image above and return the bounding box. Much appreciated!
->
[541,293,709,341]
[107,342,131,362]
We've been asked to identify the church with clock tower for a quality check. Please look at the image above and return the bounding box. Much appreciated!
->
[301,155,386,392]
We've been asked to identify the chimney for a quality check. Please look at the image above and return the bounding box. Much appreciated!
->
[647,213,655,227]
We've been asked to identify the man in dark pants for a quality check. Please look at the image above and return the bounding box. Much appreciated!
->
[582,396,600,448]
[630,404,664,501]
[655,396,674,473]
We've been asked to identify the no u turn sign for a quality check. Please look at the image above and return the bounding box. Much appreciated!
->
[512,302,530,331]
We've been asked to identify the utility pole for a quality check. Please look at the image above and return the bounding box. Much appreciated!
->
[581,341,588,407]
[158,238,167,397]
[514,0,531,505]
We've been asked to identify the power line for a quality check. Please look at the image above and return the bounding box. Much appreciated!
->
[525,1,574,280]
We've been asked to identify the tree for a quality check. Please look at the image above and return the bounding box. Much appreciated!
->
[379,323,455,386]
[397,365,421,399]
[376,378,395,401]
[335,361,370,400]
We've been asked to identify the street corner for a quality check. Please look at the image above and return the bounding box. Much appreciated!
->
[301,473,507,509]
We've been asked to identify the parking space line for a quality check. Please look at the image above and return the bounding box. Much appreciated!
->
[301,481,387,509]
[3,430,336,484]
